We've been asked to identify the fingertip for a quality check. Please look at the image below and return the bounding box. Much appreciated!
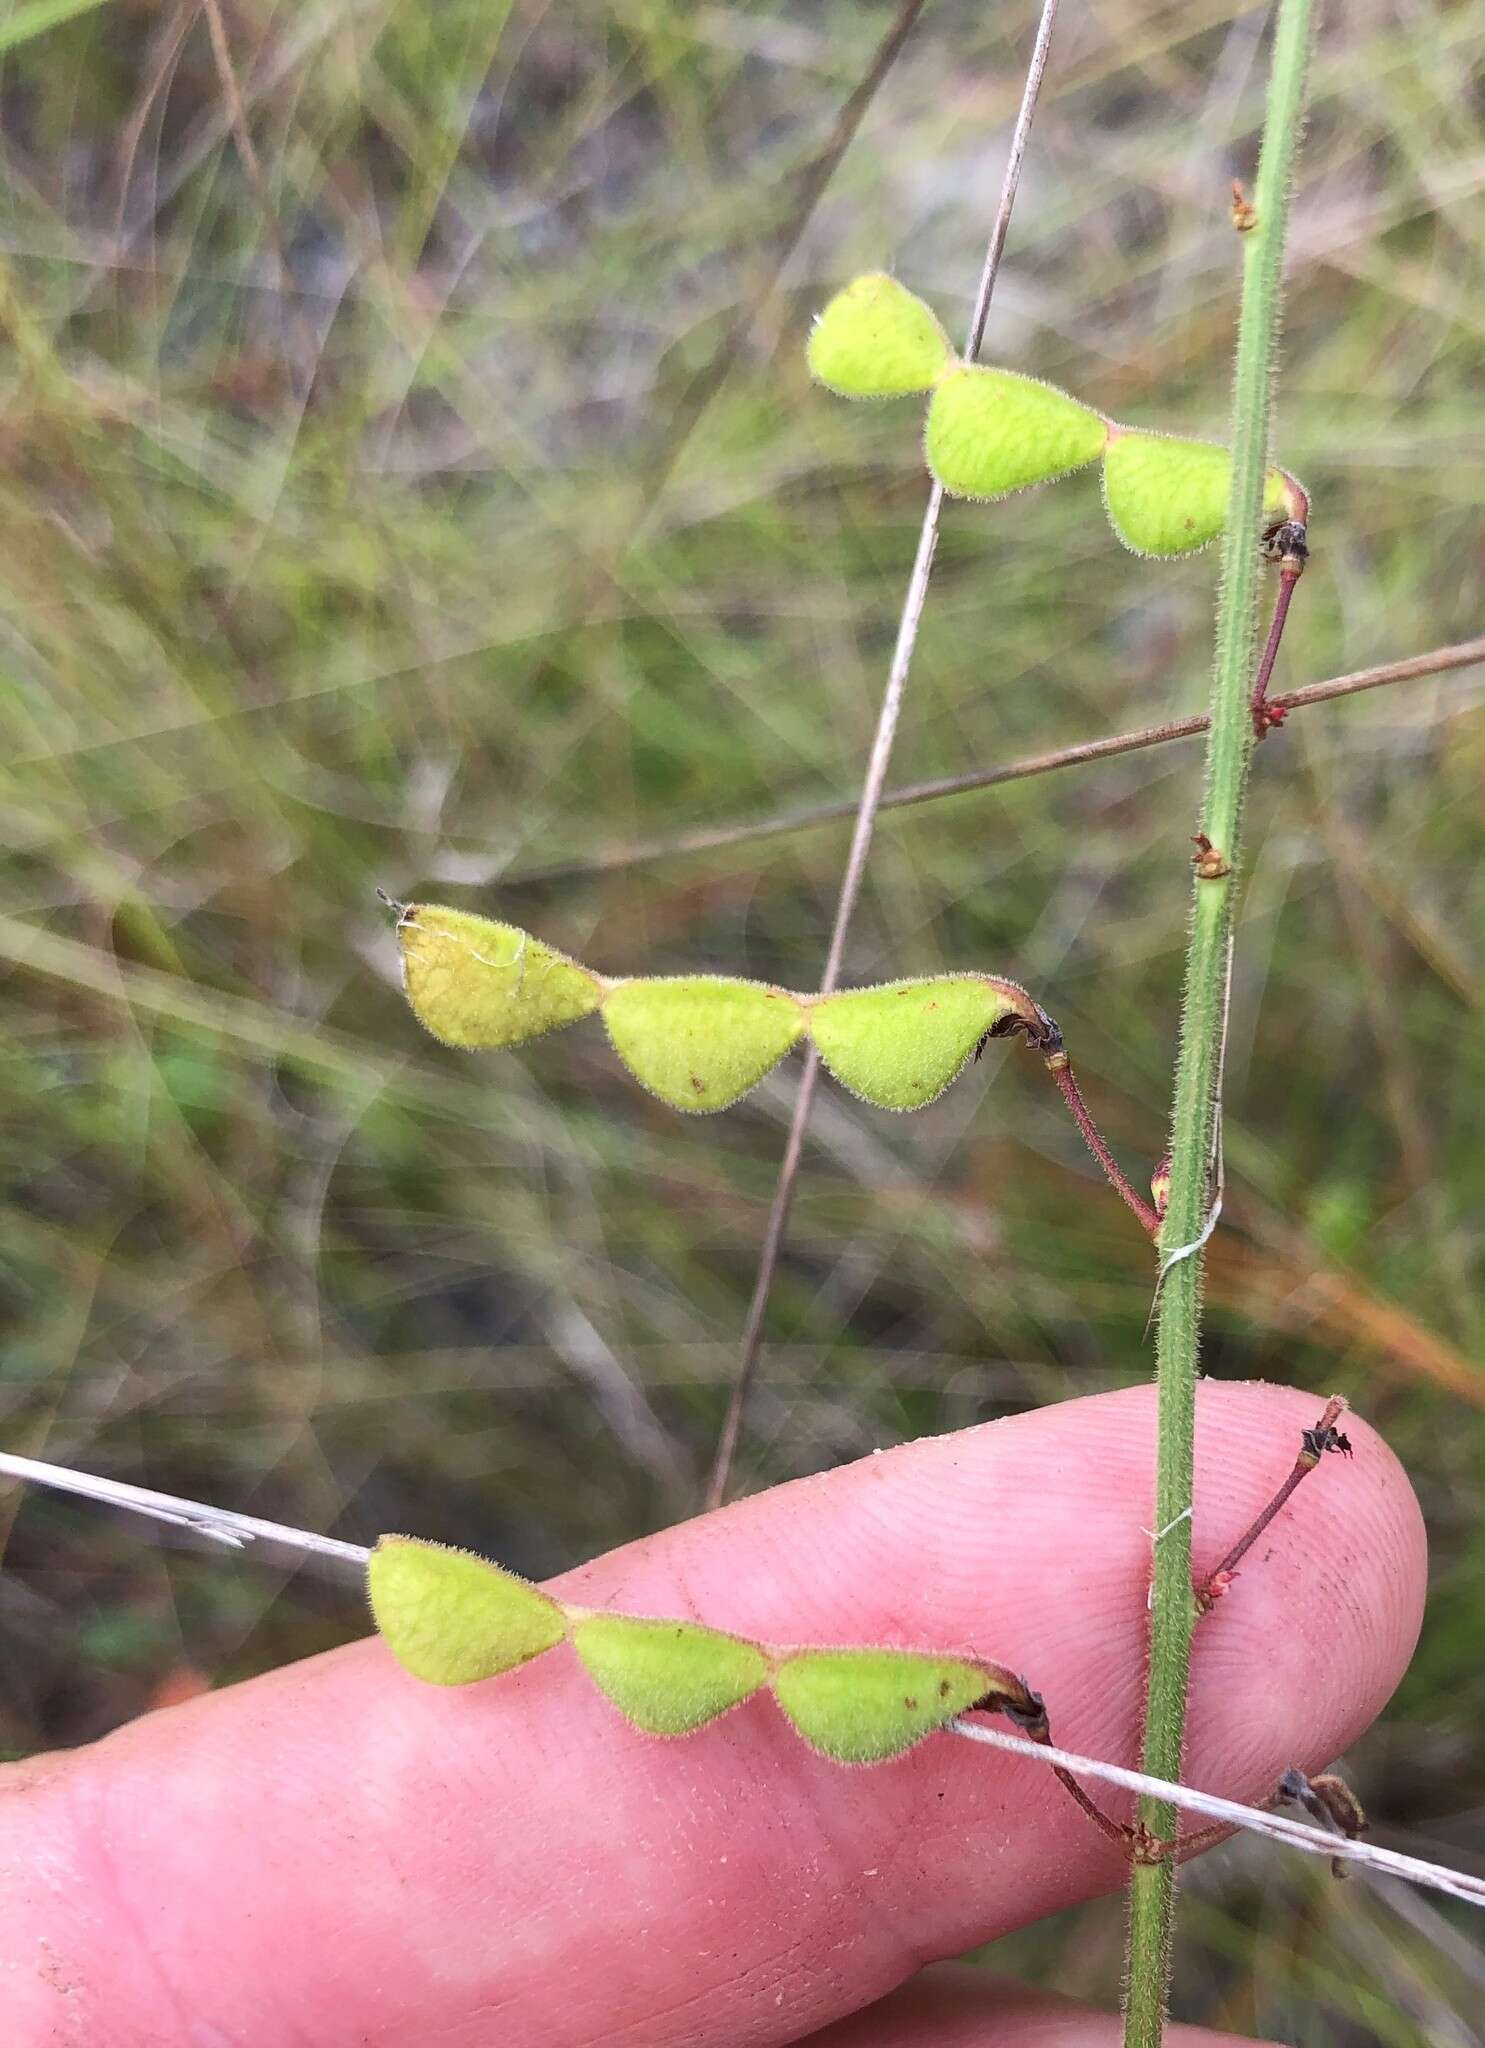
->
[1183,1381,1427,1786]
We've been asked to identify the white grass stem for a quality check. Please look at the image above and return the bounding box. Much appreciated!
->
[4,1450,1483,1917]
[949,1719,1485,1912]
[0,1450,370,1574]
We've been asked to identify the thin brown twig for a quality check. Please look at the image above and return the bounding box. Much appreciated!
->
[200,0,318,380]
[503,637,1485,888]
[201,0,284,268]
[705,0,1064,1513]
[636,0,931,522]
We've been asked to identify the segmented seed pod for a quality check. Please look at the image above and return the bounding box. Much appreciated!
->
[390,906,1055,1118]
[370,1536,1034,1766]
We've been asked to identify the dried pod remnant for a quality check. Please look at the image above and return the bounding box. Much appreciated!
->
[806,274,1307,557]
[1278,1767,1368,1877]
[368,1534,1041,1765]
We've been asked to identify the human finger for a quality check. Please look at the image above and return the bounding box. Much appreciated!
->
[0,1379,1424,2047]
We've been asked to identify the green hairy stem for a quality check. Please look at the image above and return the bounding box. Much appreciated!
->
[1122,4,1317,2044]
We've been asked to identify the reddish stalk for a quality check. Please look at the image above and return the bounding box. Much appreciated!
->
[1046,1055,1161,1237]
[1251,522,1309,736]
[1195,1395,1351,1611]
[1048,1758,1137,1847]
[990,1690,1136,1849]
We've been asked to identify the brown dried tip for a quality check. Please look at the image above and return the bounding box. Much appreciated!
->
[985,993,1064,1060]
[1308,1772,1368,1840]
[1231,179,1258,232]
[1299,1394,1353,1467]
[1150,1155,1172,1221]
[1260,518,1309,571]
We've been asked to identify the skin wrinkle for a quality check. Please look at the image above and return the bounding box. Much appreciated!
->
[0,1380,1425,2048]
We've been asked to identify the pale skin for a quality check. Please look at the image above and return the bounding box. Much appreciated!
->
[1,1380,1426,2047]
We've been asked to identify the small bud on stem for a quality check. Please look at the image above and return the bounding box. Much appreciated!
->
[1190,833,1231,880]
[1230,179,1259,232]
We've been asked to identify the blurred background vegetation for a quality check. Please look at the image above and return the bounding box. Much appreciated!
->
[1,0,1482,2037]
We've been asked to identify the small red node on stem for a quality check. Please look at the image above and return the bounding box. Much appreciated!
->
[1230,178,1259,232]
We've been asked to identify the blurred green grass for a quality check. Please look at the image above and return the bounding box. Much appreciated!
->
[1,0,1482,2034]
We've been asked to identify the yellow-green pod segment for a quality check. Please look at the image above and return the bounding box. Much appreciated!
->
[806,273,954,399]
[924,366,1108,501]
[396,905,600,1050]
[369,1536,568,1686]
[601,977,806,1112]
[572,1613,770,1736]
[809,976,1021,1110]
[770,1648,1009,1764]
[1101,430,1294,557]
